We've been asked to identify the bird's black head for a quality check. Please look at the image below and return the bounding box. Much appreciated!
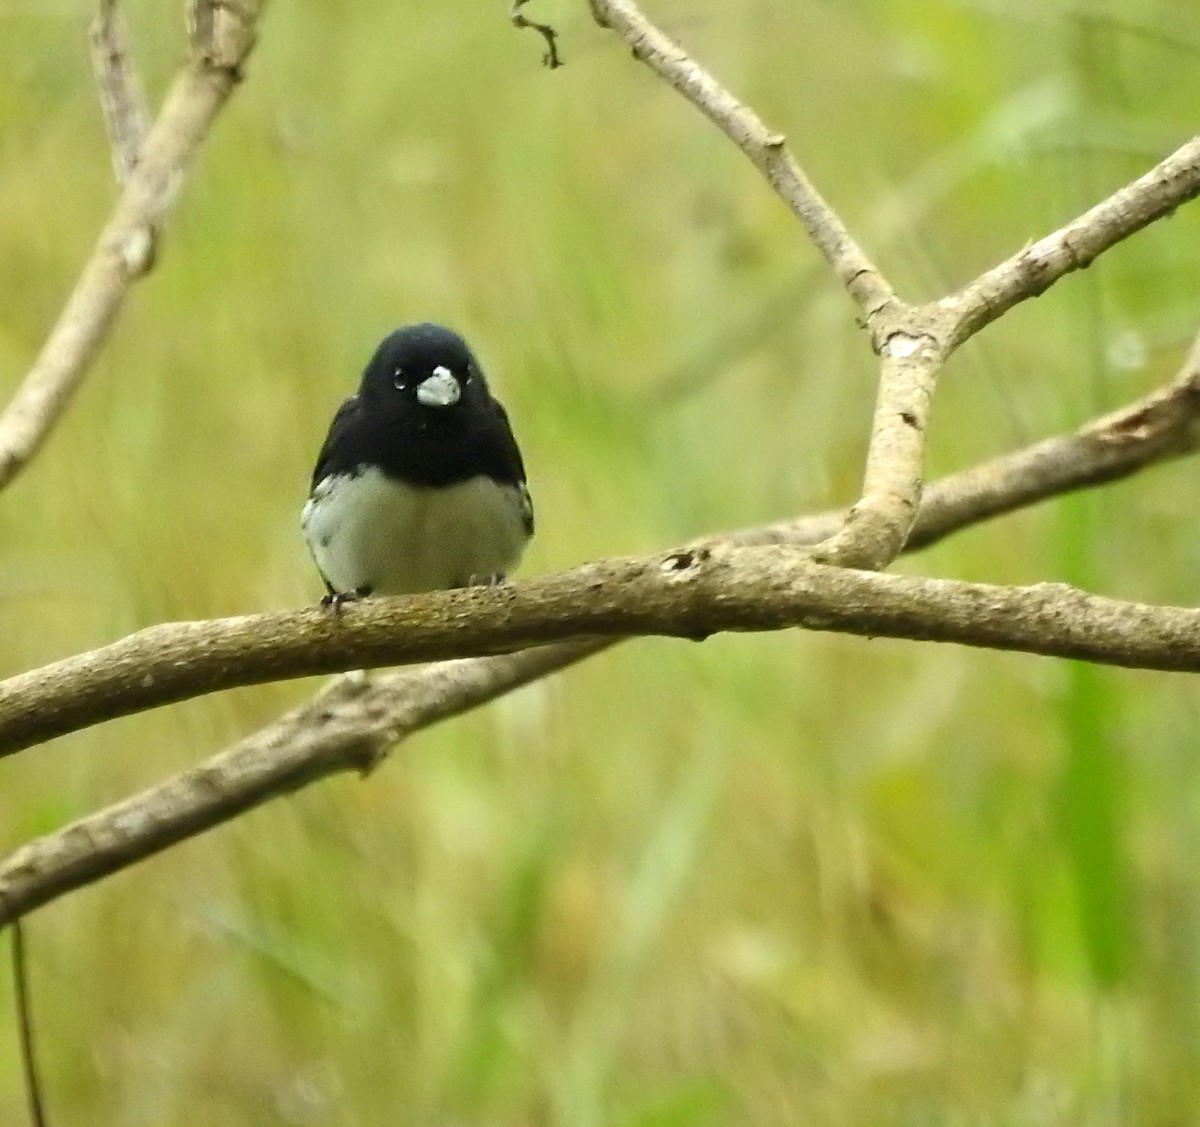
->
[360,323,488,414]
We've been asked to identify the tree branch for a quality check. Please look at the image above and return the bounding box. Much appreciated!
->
[941,136,1200,346]
[810,321,944,568]
[89,0,151,185]
[2,337,1199,924]
[585,2,1200,574]
[4,349,1200,761]
[803,134,1200,570]
[585,0,898,327]
[3,341,1200,923]
[0,643,606,925]
[0,1,264,493]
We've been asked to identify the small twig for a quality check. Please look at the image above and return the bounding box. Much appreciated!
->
[11,919,49,1127]
[89,0,150,185]
[511,0,563,68]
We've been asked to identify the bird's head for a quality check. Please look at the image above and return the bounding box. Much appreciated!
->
[361,323,488,415]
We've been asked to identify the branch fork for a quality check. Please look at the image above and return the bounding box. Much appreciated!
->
[587,0,1200,572]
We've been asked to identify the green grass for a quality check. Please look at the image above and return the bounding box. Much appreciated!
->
[2,0,1200,1123]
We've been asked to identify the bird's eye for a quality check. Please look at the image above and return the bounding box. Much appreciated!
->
[393,367,406,390]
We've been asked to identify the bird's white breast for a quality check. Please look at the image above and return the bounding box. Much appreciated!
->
[301,467,529,596]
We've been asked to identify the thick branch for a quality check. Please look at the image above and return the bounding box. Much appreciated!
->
[7,535,1200,760]
[810,323,944,568]
[3,349,1199,923]
[586,0,897,325]
[0,2,263,493]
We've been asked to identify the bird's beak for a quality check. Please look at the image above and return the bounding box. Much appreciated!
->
[416,366,461,408]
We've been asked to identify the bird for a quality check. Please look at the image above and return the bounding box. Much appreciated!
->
[301,323,533,608]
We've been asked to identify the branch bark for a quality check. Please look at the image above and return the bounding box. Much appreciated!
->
[0,1,264,493]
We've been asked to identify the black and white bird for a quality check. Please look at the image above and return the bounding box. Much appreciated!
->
[301,323,533,607]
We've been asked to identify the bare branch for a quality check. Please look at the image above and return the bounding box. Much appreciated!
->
[10,921,48,1127]
[89,0,151,185]
[511,0,563,68]
[8,512,1200,760]
[586,0,897,326]
[810,324,944,568]
[773,138,1200,570]
[3,338,1199,924]
[942,136,1200,346]
[728,334,1200,550]
[584,2,1200,574]
[0,1,264,493]
[0,643,606,924]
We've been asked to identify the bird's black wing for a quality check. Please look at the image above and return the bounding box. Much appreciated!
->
[310,395,362,490]
[482,397,534,537]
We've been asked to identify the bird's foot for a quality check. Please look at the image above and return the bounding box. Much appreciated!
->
[464,572,509,589]
[320,585,372,614]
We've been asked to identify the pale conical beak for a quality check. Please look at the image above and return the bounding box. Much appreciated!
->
[416,366,461,408]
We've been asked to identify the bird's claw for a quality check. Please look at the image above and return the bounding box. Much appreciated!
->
[320,586,372,614]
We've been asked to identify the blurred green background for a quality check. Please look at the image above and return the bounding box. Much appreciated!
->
[2,0,1200,1123]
